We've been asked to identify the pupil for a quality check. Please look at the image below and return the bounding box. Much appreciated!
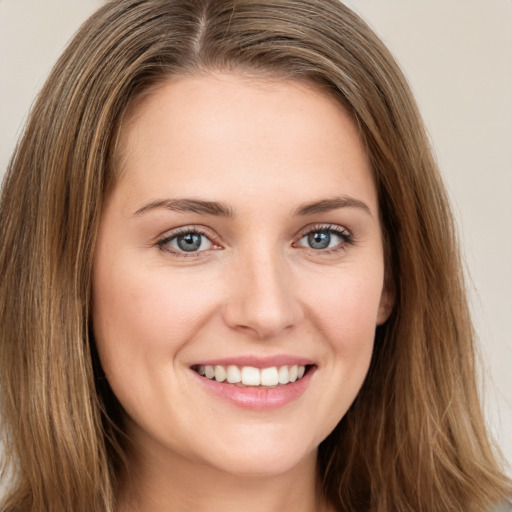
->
[177,233,201,252]
[308,231,330,249]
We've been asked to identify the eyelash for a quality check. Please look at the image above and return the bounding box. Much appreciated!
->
[156,224,354,258]
[156,226,217,258]
[294,224,354,255]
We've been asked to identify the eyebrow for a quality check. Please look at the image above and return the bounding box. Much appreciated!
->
[293,196,372,216]
[134,195,371,218]
[134,198,235,217]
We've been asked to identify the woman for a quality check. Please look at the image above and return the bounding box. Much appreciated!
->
[0,0,510,510]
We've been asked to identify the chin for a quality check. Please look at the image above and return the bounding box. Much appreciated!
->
[206,448,316,479]
[191,425,321,478]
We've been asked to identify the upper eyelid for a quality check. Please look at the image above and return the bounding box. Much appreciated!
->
[154,230,221,261]
[157,225,218,242]
[294,223,351,239]
[155,226,221,256]
[155,223,353,251]
[158,223,349,238]
[293,224,355,253]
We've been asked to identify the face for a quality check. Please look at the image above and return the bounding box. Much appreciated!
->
[92,73,392,478]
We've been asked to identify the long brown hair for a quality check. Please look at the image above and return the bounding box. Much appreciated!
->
[1,0,510,510]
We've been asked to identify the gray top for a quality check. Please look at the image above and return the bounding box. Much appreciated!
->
[495,501,512,512]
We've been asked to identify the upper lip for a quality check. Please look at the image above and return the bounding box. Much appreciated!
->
[190,355,316,369]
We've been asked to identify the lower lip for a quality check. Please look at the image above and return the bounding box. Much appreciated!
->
[193,368,315,410]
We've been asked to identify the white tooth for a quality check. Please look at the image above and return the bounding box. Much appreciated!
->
[226,365,241,384]
[198,365,205,376]
[205,365,215,379]
[241,366,260,386]
[297,365,305,379]
[289,365,298,382]
[278,365,290,384]
[214,365,226,382]
[260,367,279,386]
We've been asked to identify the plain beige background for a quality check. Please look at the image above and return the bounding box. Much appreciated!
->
[1,0,511,471]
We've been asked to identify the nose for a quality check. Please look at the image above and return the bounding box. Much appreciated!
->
[222,249,303,339]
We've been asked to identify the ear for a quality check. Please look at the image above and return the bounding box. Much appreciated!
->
[376,273,395,325]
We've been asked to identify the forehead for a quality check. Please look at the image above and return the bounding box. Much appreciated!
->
[111,72,376,215]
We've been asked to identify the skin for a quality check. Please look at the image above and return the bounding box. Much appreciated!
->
[92,72,392,512]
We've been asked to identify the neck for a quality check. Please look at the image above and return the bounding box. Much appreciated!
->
[117,437,332,512]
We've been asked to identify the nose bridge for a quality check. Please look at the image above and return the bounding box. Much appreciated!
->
[223,241,301,338]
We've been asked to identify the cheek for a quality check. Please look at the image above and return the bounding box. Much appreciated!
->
[308,265,381,373]
[91,255,221,386]
[305,267,385,350]
[306,269,383,422]
[91,261,224,437]
[95,273,207,345]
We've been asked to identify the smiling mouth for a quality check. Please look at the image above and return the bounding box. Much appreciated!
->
[191,364,315,387]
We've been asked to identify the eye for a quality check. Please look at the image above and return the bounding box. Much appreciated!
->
[295,226,353,252]
[157,228,217,255]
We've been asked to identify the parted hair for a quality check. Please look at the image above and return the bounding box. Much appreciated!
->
[0,0,510,510]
